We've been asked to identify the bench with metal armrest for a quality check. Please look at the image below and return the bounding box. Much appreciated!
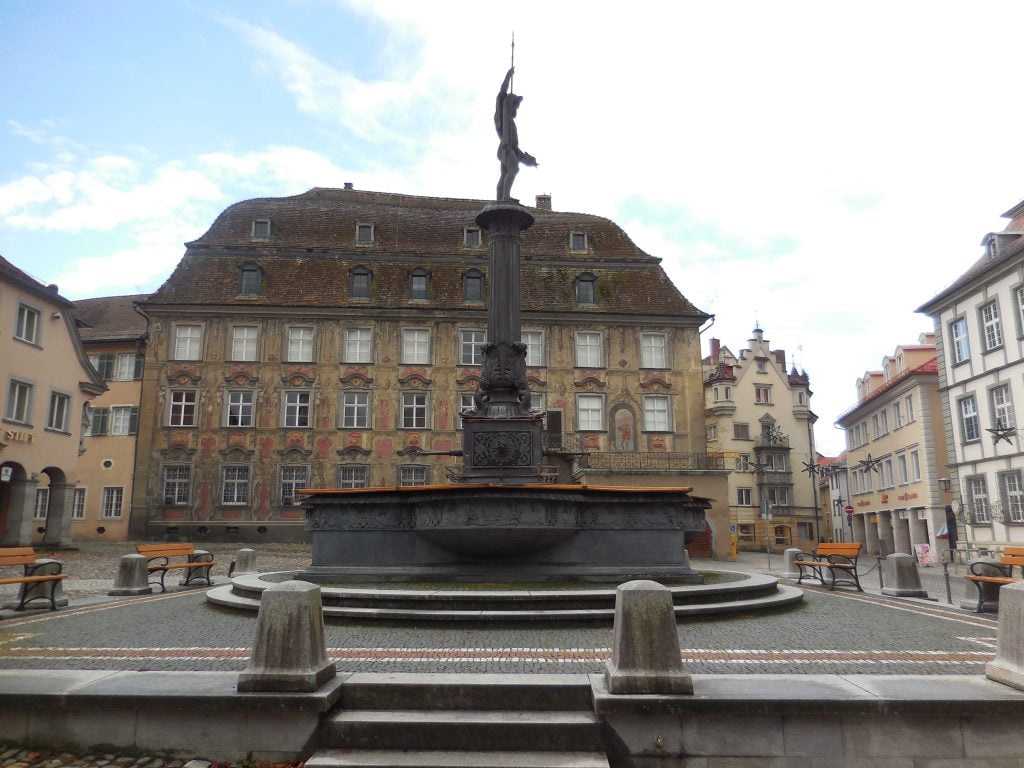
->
[965,546,1024,613]
[136,543,215,593]
[0,547,66,610]
[793,543,863,591]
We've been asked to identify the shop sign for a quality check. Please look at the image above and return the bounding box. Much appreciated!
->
[4,429,35,443]
[898,492,919,501]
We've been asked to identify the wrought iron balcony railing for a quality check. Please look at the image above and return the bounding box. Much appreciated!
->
[575,451,726,472]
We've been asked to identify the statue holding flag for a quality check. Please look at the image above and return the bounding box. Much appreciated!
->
[494,66,538,201]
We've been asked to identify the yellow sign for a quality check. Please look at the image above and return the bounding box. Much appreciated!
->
[4,429,35,443]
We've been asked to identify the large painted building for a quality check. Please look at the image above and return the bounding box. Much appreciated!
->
[703,328,819,552]
[130,187,730,551]
[835,335,952,558]
[918,198,1024,551]
[0,256,106,546]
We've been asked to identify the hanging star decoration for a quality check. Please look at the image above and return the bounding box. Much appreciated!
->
[833,496,847,512]
[987,418,1016,445]
[801,459,821,478]
[858,453,882,474]
[764,425,786,444]
[748,459,769,477]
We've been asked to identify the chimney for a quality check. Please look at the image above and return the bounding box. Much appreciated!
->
[535,194,552,211]
[709,338,720,363]
[343,182,354,191]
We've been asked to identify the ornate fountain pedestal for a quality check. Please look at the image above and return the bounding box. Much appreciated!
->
[300,484,708,584]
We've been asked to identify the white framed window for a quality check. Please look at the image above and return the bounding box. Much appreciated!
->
[640,333,667,369]
[737,487,752,506]
[959,395,981,442]
[851,471,861,495]
[15,304,41,345]
[286,326,314,362]
[910,449,921,482]
[221,466,250,506]
[755,385,772,405]
[733,422,750,440]
[897,453,908,484]
[173,324,203,361]
[950,317,970,364]
[991,384,1015,428]
[7,379,34,424]
[981,301,1003,351]
[399,465,428,486]
[33,487,49,520]
[169,390,197,427]
[231,326,259,362]
[460,330,487,366]
[90,353,115,380]
[47,392,70,432]
[226,390,255,427]
[401,392,429,429]
[905,394,915,423]
[338,465,369,488]
[402,329,431,365]
[457,392,475,430]
[576,394,605,431]
[575,331,603,367]
[893,401,902,429]
[706,423,717,441]
[344,328,373,363]
[1016,286,1024,338]
[522,331,545,367]
[280,465,309,506]
[109,405,138,436]
[882,458,894,488]
[643,395,671,431]
[766,487,789,507]
[965,475,990,523]
[114,353,143,381]
[162,465,191,505]
[101,486,124,519]
[1002,471,1024,523]
[763,453,788,472]
[72,487,87,520]
[283,391,311,428]
[86,407,108,436]
[756,359,768,373]
[735,453,750,472]
[342,391,371,429]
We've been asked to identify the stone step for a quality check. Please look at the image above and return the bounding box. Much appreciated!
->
[322,710,604,752]
[340,672,594,711]
[307,749,610,768]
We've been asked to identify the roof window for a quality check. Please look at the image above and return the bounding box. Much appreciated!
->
[239,264,262,296]
[464,226,482,249]
[251,219,271,240]
[570,231,588,252]
[356,223,374,246]
[576,273,596,305]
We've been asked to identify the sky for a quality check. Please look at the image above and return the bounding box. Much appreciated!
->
[3,0,1024,456]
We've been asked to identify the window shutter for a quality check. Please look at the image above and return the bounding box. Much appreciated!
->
[99,354,115,380]
[128,407,139,435]
[133,354,145,380]
[92,407,110,435]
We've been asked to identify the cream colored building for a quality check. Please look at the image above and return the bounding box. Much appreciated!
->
[835,334,952,557]
[703,328,819,552]
[0,256,106,546]
[70,295,148,541]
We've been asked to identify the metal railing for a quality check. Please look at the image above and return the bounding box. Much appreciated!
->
[754,435,791,449]
[575,451,726,472]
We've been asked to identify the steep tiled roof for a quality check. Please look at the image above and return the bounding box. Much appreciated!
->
[73,294,149,342]
[704,363,736,383]
[147,188,708,320]
[835,357,938,424]
[0,254,72,306]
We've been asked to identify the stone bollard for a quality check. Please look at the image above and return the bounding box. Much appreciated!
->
[605,580,692,695]
[961,557,1002,611]
[986,581,1024,691]
[108,554,153,596]
[237,580,336,692]
[230,548,258,577]
[5,559,68,609]
[680,547,690,568]
[780,548,801,579]
[881,553,929,598]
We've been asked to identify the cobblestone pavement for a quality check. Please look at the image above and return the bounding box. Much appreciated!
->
[0,542,1006,766]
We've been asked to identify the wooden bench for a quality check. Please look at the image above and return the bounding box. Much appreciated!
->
[965,546,1024,613]
[793,543,863,591]
[0,547,67,611]
[137,543,215,593]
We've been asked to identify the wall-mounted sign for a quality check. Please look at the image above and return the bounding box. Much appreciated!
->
[897,492,919,501]
[4,430,34,443]
[1,466,11,482]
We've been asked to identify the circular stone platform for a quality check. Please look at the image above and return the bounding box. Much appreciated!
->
[206,569,804,622]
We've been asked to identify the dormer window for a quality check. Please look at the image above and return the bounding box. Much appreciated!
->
[576,273,596,305]
[570,231,588,252]
[239,264,262,296]
[987,237,999,261]
[464,226,482,249]
[756,359,767,373]
[463,269,484,302]
[356,223,374,245]
[349,266,371,299]
[409,268,429,300]
[251,219,271,240]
